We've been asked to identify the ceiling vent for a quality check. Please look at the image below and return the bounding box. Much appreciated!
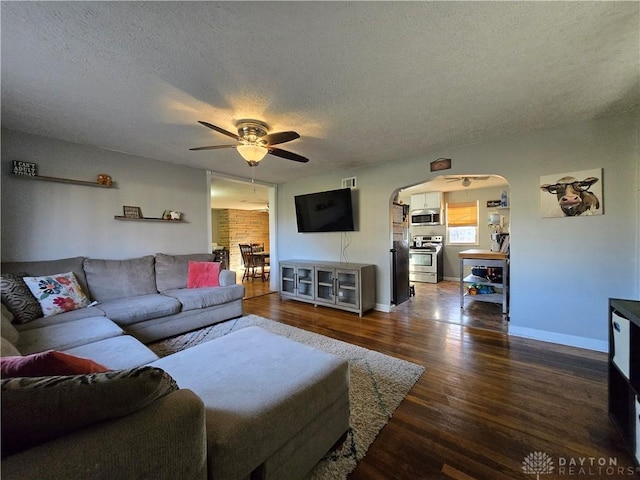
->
[342,177,357,189]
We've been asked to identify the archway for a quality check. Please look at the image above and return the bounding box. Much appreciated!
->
[391,174,511,333]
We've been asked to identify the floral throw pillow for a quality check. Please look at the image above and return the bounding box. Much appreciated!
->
[23,272,90,317]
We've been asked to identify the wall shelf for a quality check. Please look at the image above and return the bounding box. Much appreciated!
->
[114,216,185,223]
[12,173,116,188]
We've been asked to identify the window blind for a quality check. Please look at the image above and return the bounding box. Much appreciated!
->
[447,201,478,227]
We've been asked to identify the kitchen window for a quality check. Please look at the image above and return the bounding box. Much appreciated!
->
[446,201,478,245]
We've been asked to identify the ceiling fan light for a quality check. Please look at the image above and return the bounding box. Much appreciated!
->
[462,177,471,187]
[237,144,268,164]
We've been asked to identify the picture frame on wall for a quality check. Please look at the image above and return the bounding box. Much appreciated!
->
[123,206,142,219]
[539,168,603,218]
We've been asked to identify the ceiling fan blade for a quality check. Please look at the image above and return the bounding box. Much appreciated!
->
[268,147,309,163]
[197,121,241,141]
[263,131,300,146]
[189,145,237,151]
[472,176,490,180]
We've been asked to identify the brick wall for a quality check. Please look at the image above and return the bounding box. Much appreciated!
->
[214,209,269,273]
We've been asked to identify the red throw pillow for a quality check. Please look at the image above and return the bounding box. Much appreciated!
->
[187,261,220,288]
[0,351,109,378]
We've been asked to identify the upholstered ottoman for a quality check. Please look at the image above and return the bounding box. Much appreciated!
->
[150,326,350,480]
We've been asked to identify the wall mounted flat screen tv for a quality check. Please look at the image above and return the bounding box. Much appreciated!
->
[295,188,355,233]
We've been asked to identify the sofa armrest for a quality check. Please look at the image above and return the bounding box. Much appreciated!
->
[219,269,237,287]
[1,389,207,480]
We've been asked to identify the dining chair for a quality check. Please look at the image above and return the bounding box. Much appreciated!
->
[239,244,256,281]
[251,243,269,281]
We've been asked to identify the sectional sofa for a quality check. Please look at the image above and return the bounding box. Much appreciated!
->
[1,253,245,343]
[0,253,351,480]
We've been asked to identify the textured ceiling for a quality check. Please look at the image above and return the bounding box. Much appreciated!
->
[2,1,639,187]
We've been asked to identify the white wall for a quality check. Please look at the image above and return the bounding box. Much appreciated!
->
[277,112,639,350]
[1,129,211,260]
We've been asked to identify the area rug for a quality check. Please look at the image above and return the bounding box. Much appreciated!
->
[149,314,425,480]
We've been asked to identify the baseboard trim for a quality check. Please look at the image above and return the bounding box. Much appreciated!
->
[375,303,391,313]
[509,326,608,352]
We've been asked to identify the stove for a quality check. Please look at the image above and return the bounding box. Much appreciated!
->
[409,235,444,283]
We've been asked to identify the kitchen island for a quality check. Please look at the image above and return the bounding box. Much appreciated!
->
[459,249,509,316]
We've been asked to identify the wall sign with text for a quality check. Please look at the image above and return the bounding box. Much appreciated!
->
[12,161,37,176]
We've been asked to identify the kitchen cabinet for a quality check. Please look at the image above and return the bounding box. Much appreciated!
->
[279,260,375,316]
[410,192,442,210]
[609,298,640,466]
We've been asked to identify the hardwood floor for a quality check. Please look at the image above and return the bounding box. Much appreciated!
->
[396,281,509,334]
[239,281,637,479]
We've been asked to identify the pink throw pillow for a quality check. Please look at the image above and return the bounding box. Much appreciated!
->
[0,351,109,378]
[187,261,220,288]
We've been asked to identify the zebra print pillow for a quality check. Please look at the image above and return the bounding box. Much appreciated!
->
[0,273,43,324]
[1,366,178,457]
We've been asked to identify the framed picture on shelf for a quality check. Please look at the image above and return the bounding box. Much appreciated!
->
[123,206,142,219]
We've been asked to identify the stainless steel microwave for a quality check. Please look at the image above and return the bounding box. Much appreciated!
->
[411,209,442,226]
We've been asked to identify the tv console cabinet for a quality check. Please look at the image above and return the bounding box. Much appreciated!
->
[279,260,375,317]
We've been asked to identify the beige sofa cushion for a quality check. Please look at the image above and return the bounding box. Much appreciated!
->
[83,255,157,301]
[96,294,181,326]
[12,305,106,332]
[1,338,20,357]
[155,253,214,292]
[1,304,19,344]
[16,317,123,355]
[163,285,245,312]
[65,336,159,370]
[1,366,178,457]
[1,257,88,297]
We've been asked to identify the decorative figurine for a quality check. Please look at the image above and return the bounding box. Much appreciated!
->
[162,210,182,221]
[97,174,112,186]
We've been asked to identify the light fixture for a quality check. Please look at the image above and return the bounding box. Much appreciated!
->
[462,177,471,187]
[237,144,268,166]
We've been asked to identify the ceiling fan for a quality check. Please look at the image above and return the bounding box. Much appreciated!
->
[190,120,309,167]
[445,176,490,187]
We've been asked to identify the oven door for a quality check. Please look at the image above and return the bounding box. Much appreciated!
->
[409,250,436,272]
[409,249,440,283]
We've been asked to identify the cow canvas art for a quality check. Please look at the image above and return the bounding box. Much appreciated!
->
[540,168,603,218]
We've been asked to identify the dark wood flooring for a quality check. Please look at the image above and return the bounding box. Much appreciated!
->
[242,278,508,334]
[239,278,637,479]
